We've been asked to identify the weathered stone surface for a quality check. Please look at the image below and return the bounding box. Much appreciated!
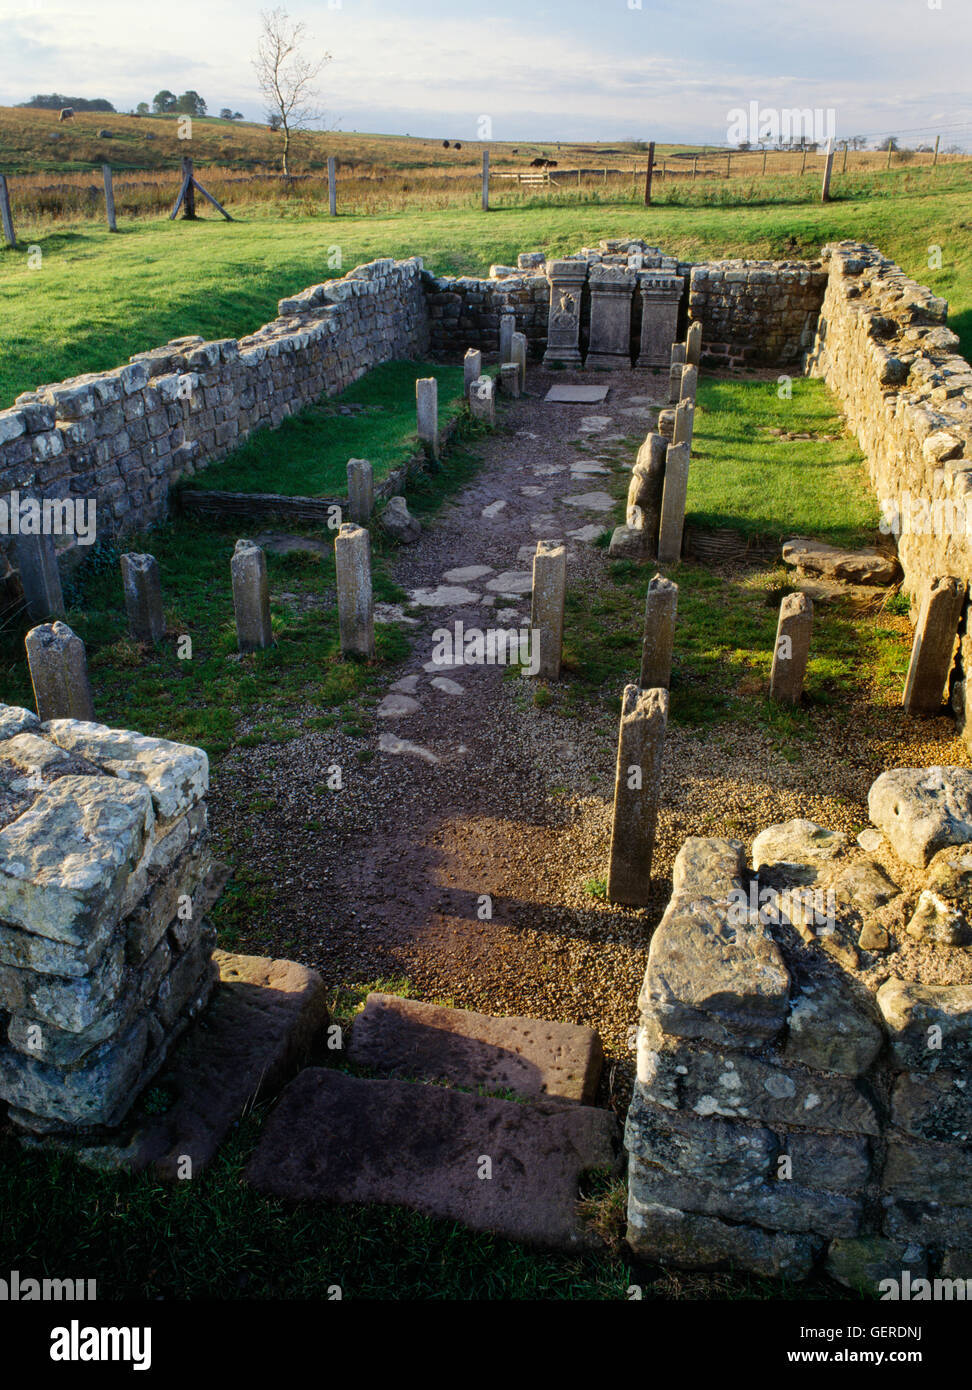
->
[878,977,972,1071]
[607,685,668,906]
[635,1021,881,1134]
[902,576,965,716]
[769,592,813,704]
[25,622,95,723]
[230,539,273,653]
[0,1017,149,1126]
[883,1197,972,1251]
[0,775,152,945]
[826,1237,928,1296]
[246,1068,620,1251]
[639,574,677,689]
[784,972,885,1077]
[120,553,165,645]
[380,494,421,544]
[906,889,971,945]
[530,540,566,681]
[883,1139,972,1206]
[627,1193,818,1277]
[753,819,847,885]
[891,1070,972,1142]
[45,720,208,820]
[625,1090,776,1186]
[671,836,746,900]
[0,705,41,742]
[830,858,899,913]
[334,522,375,659]
[868,766,972,867]
[347,992,602,1104]
[346,457,374,526]
[644,897,789,1047]
[782,537,901,587]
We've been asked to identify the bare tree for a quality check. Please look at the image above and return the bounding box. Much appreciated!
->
[253,7,331,176]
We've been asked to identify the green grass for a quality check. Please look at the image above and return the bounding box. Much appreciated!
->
[193,361,467,496]
[1,174,971,408]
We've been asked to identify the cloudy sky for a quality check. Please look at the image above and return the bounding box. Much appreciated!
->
[1,0,969,147]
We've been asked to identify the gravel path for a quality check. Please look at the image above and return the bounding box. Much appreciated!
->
[209,366,967,1118]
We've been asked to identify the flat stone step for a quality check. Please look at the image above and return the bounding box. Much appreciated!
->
[246,1068,620,1250]
[782,537,901,587]
[348,992,603,1103]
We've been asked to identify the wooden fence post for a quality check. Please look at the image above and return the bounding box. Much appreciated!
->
[821,139,835,203]
[103,164,117,232]
[0,175,15,248]
[842,142,848,173]
[482,148,489,210]
[887,144,894,170]
[800,145,807,175]
[933,135,940,167]
[643,141,655,205]
[328,155,336,215]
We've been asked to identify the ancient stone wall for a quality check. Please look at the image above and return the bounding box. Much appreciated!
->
[689,259,828,367]
[0,257,430,582]
[626,796,972,1286]
[0,704,218,1134]
[808,241,972,732]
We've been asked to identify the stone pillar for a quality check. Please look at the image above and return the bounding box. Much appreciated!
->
[346,458,374,526]
[673,400,695,452]
[657,443,690,566]
[499,311,515,364]
[416,377,439,460]
[120,552,165,644]
[902,575,965,715]
[469,375,495,425]
[657,409,676,441]
[769,592,813,704]
[335,523,375,659]
[25,620,95,722]
[585,265,636,369]
[627,433,667,550]
[543,259,588,369]
[668,344,686,403]
[231,539,273,653]
[685,320,702,367]
[607,685,669,905]
[499,363,520,398]
[530,540,566,680]
[511,331,527,393]
[14,531,65,623]
[636,272,683,369]
[679,364,698,403]
[463,349,482,398]
[640,575,678,689]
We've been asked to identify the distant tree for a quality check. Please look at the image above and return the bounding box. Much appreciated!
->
[267,113,282,131]
[18,94,115,111]
[253,6,331,175]
[219,108,245,121]
[175,90,207,117]
[847,135,868,150]
[152,90,177,114]
[136,101,150,115]
[876,137,899,151]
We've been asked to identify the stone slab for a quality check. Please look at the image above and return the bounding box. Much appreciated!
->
[348,992,602,1103]
[543,385,610,404]
[246,1067,619,1250]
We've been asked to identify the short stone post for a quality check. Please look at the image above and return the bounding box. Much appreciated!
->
[679,364,698,403]
[902,575,965,715]
[607,685,669,905]
[640,575,678,688]
[469,375,495,425]
[511,331,528,393]
[673,400,695,452]
[499,311,516,366]
[625,433,667,546]
[120,552,165,644]
[670,343,686,370]
[685,321,702,367]
[13,530,65,623]
[657,408,676,441]
[657,443,690,566]
[416,377,439,461]
[25,620,95,722]
[769,592,813,704]
[346,457,374,526]
[231,539,273,653]
[335,523,375,660]
[668,362,683,404]
[499,363,520,398]
[463,349,482,398]
[530,540,567,680]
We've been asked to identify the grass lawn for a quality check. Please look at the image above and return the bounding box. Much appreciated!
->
[1,172,970,408]
[193,360,468,496]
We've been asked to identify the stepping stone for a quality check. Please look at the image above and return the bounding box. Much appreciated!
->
[389,675,420,694]
[374,603,420,626]
[563,491,616,512]
[521,486,546,497]
[430,677,464,694]
[349,992,604,1103]
[246,1068,619,1250]
[620,406,655,420]
[544,385,610,404]
[377,693,421,718]
[481,501,507,519]
[422,657,465,673]
[408,585,480,607]
[443,565,493,583]
[530,513,558,534]
[570,463,610,476]
[378,732,440,764]
[532,465,566,476]
[578,415,612,433]
[90,951,328,1177]
[568,524,609,542]
[783,537,902,587]
[496,607,521,622]
[486,570,532,594]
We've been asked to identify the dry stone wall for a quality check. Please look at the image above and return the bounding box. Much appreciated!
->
[689,260,828,367]
[808,241,972,735]
[0,704,218,1134]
